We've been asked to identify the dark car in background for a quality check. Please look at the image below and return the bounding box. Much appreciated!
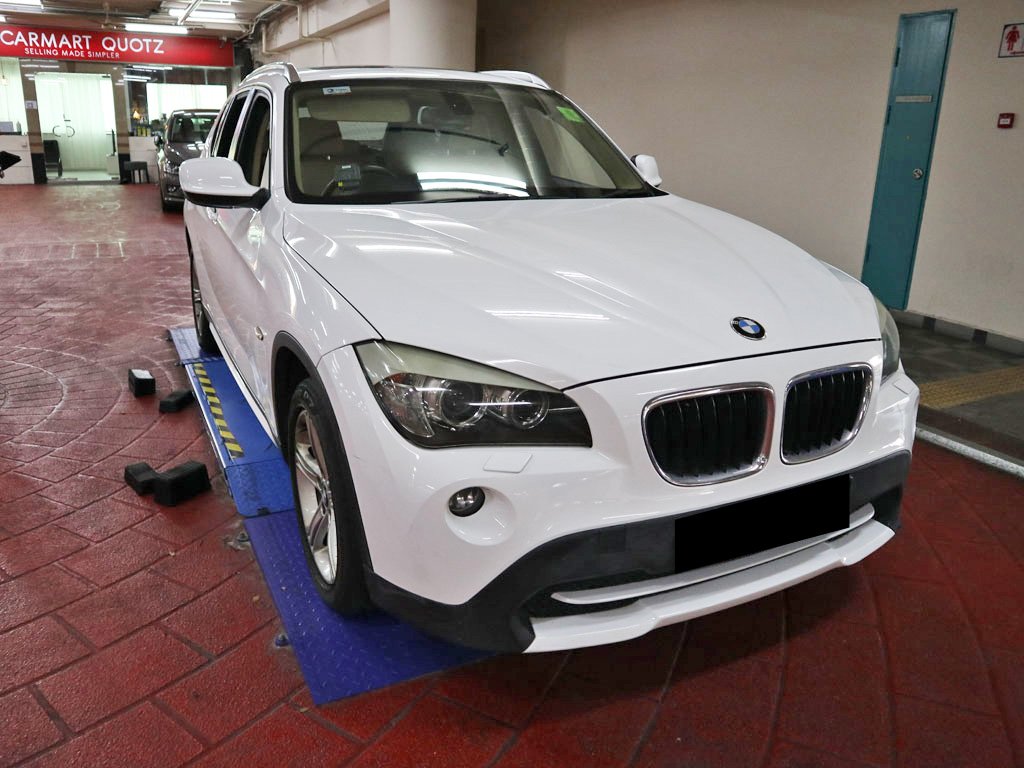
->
[156,110,218,210]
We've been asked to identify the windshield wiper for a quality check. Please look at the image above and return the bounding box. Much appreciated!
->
[416,192,530,203]
[596,189,653,198]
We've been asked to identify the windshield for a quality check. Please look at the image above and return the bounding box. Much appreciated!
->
[287,78,658,203]
[167,114,216,144]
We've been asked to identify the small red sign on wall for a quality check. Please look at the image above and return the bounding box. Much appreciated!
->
[999,23,1024,58]
[0,23,234,67]
[998,113,1015,129]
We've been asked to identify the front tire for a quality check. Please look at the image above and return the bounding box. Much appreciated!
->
[288,379,371,615]
[190,259,219,354]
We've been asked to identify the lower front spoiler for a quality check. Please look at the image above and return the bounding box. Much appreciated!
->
[367,451,910,653]
[526,516,892,652]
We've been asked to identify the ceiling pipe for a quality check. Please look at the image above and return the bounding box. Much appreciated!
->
[175,0,204,26]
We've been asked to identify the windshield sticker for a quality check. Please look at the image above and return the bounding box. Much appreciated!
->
[323,85,351,95]
[557,106,584,123]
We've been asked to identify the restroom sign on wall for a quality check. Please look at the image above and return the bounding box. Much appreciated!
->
[999,23,1024,57]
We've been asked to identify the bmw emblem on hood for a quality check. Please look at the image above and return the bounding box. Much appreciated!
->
[731,317,766,340]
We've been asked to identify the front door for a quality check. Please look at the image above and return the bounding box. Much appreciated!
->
[862,11,954,308]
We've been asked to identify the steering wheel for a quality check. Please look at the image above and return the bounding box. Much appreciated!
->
[320,165,397,197]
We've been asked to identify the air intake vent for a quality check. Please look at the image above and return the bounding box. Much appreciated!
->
[644,385,773,486]
[782,365,872,463]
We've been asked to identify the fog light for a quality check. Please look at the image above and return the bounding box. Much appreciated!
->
[448,487,485,517]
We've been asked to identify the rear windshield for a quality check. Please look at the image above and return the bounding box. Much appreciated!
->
[286,78,660,204]
[167,114,216,144]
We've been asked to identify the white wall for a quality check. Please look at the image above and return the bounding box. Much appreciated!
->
[256,0,476,71]
[479,0,1024,340]
[0,57,27,132]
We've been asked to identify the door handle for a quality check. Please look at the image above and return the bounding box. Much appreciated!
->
[912,168,924,180]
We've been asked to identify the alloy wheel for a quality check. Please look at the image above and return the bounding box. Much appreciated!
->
[293,408,338,583]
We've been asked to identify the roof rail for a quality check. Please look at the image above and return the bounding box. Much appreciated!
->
[479,70,550,89]
[247,61,301,84]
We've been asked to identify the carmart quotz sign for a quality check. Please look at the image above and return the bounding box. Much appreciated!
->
[0,23,233,67]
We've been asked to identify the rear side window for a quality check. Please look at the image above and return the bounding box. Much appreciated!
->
[234,94,271,187]
[213,94,248,158]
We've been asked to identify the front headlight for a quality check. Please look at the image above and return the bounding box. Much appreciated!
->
[356,341,592,448]
[875,298,901,380]
[162,158,179,175]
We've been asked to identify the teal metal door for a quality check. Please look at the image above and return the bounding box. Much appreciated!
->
[862,11,954,308]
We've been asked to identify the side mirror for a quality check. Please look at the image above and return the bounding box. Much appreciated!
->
[631,154,662,187]
[180,157,269,210]
[154,135,164,148]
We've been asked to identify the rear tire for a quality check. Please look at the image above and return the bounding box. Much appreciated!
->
[190,259,219,354]
[288,379,371,615]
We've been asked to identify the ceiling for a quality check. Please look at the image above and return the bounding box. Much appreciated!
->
[0,0,292,40]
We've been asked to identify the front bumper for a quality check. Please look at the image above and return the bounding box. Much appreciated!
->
[317,339,918,651]
[368,451,908,651]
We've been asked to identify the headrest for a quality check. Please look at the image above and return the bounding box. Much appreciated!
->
[298,119,341,153]
[305,95,411,123]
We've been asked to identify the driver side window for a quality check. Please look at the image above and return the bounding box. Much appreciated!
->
[234,94,272,187]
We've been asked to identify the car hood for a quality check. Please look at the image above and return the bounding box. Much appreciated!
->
[164,142,205,165]
[283,195,879,389]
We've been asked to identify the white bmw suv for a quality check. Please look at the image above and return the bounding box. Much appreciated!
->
[181,64,919,652]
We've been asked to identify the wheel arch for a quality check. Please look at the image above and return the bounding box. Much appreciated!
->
[272,331,377,576]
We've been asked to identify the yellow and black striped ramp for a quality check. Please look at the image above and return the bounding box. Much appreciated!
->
[193,362,244,459]
[182,355,294,518]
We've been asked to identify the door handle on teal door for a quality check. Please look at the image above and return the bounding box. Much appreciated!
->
[912,168,924,179]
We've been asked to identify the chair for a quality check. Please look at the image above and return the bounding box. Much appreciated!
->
[123,160,150,183]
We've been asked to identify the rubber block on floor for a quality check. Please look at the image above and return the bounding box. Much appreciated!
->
[169,326,222,365]
[245,512,488,704]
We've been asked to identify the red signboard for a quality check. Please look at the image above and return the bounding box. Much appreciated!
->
[0,23,234,67]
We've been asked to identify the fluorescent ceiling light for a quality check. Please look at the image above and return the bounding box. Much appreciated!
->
[124,22,188,35]
[123,75,152,81]
[0,15,6,22]
[1,0,43,7]
[169,8,236,21]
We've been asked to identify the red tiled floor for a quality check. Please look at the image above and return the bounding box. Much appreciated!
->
[51,497,152,542]
[150,518,253,592]
[36,625,205,731]
[0,616,89,695]
[0,688,63,768]
[158,624,302,743]
[874,574,999,715]
[893,695,1014,768]
[434,651,567,727]
[777,612,891,766]
[190,705,360,768]
[0,525,89,576]
[0,564,92,632]
[293,678,432,743]
[0,186,1022,768]
[497,672,657,768]
[58,528,172,587]
[350,695,512,768]
[160,564,276,656]
[58,569,195,647]
[23,702,204,768]
[635,654,779,768]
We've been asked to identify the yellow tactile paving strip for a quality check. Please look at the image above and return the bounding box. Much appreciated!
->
[919,364,1024,410]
